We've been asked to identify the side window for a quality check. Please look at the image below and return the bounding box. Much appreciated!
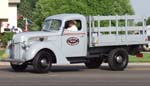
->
[76,20,82,31]
[64,20,82,31]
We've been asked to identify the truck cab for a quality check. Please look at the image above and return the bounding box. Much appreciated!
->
[42,14,88,60]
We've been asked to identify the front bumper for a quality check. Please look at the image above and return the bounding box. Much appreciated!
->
[0,42,26,64]
[1,58,24,63]
[0,52,24,64]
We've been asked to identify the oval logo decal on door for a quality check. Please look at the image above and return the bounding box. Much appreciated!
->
[67,37,79,46]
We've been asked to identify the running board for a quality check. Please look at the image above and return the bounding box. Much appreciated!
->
[67,57,87,64]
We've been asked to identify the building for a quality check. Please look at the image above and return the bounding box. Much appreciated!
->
[0,0,20,33]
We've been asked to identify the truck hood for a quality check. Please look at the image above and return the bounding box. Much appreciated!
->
[13,31,60,43]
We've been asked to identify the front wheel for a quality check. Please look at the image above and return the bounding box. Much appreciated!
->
[10,63,27,72]
[108,48,128,71]
[33,50,52,73]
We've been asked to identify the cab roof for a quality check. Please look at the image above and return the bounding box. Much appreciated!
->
[45,14,85,21]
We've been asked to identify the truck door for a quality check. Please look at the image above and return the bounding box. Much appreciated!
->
[62,19,87,57]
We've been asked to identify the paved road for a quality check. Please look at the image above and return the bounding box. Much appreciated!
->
[0,64,150,86]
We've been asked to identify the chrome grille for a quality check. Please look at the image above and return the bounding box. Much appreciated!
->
[11,43,21,59]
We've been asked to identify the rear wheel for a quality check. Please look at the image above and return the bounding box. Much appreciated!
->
[33,50,52,73]
[108,48,128,71]
[10,63,27,72]
[85,57,103,69]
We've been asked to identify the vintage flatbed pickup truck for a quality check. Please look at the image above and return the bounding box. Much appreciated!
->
[2,14,148,73]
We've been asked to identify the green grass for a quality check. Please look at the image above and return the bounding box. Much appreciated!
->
[0,49,150,62]
[0,50,5,56]
[0,49,5,56]
[129,52,150,62]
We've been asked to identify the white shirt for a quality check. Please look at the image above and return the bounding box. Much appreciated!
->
[67,25,78,31]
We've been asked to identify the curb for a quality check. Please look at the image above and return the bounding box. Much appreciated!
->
[128,63,150,66]
[0,62,150,66]
[0,62,10,66]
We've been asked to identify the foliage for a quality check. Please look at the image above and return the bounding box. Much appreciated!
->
[147,17,150,25]
[0,50,5,57]
[136,22,143,26]
[136,17,150,26]
[0,32,14,48]
[17,0,37,31]
[32,0,134,30]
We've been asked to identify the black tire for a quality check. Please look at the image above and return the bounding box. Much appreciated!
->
[33,50,52,73]
[10,63,27,72]
[85,57,103,69]
[108,48,128,71]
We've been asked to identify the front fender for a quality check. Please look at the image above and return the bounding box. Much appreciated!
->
[24,41,69,64]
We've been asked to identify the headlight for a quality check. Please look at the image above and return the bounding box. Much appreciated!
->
[21,41,31,50]
[21,36,48,50]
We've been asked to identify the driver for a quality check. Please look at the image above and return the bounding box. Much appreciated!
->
[66,20,78,31]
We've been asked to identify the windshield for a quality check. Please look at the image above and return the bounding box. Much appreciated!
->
[42,19,61,31]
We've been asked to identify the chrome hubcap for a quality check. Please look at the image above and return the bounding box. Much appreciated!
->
[40,58,48,67]
[116,56,123,64]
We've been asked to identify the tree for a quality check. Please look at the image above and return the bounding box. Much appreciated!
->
[32,0,134,30]
[17,0,37,30]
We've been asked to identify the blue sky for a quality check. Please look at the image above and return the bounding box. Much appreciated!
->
[130,0,150,16]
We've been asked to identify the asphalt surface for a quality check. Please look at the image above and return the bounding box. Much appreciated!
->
[0,63,150,86]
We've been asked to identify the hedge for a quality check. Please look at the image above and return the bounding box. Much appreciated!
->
[0,32,14,48]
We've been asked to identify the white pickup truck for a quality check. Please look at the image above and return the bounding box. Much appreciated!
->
[2,14,149,73]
